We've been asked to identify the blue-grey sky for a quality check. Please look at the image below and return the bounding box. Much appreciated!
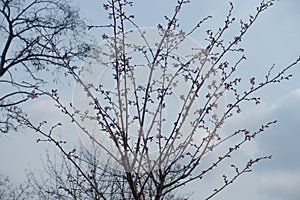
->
[0,0,299,199]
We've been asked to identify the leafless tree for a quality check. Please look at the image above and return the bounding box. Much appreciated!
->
[0,0,92,133]
[0,146,185,199]
[0,174,35,200]
[25,148,130,200]
[5,0,300,199]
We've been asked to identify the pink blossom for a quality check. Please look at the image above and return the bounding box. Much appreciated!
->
[223,62,229,68]
[103,4,109,10]
[201,48,209,56]
[27,90,38,99]
[212,114,218,120]
[211,102,218,109]
[208,80,216,89]
[178,30,185,38]
[194,108,204,115]
[234,36,240,44]
[157,24,163,30]
[184,75,189,82]
[250,77,255,85]
[224,83,230,89]
[102,33,109,40]
[175,5,181,12]
[156,134,163,139]
[244,130,250,136]
[104,106,111,111]
[62,53,68,59]
[211,56,217,62]
[200,58,206,65]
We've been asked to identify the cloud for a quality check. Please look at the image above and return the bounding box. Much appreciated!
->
[258,171,300,200]
[199,88,300,200]
[254,89,300,170]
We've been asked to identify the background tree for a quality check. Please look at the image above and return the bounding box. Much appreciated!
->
[0,0,92,133]
[0,174,34,200]
[3,0,300,199]
[0,147,185,199]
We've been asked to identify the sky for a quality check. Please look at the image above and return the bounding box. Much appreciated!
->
[1,0,300,199]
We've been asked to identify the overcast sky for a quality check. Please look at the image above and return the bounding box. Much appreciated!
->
[1,0,300,199]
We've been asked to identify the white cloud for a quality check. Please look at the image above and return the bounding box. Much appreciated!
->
[259,171,300,199]
[204,88,300,199]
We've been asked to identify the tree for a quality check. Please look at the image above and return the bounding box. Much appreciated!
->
[0,0,92,133]
[4,0,300,199]
[0,174,34,200]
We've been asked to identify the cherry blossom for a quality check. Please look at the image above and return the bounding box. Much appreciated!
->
[250,77,255,85]
[244,130,250,136]
[62,53,68,59]
[224,83,230,89]
[27,90,38,99]
[103,4,109,10]
[175,5,181,12]
[157,24,163,30]
[102,33,109,39]
[211,102,218,109]
[178,30,185,38]
[194,108,204,115]
[201,48,210,56]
